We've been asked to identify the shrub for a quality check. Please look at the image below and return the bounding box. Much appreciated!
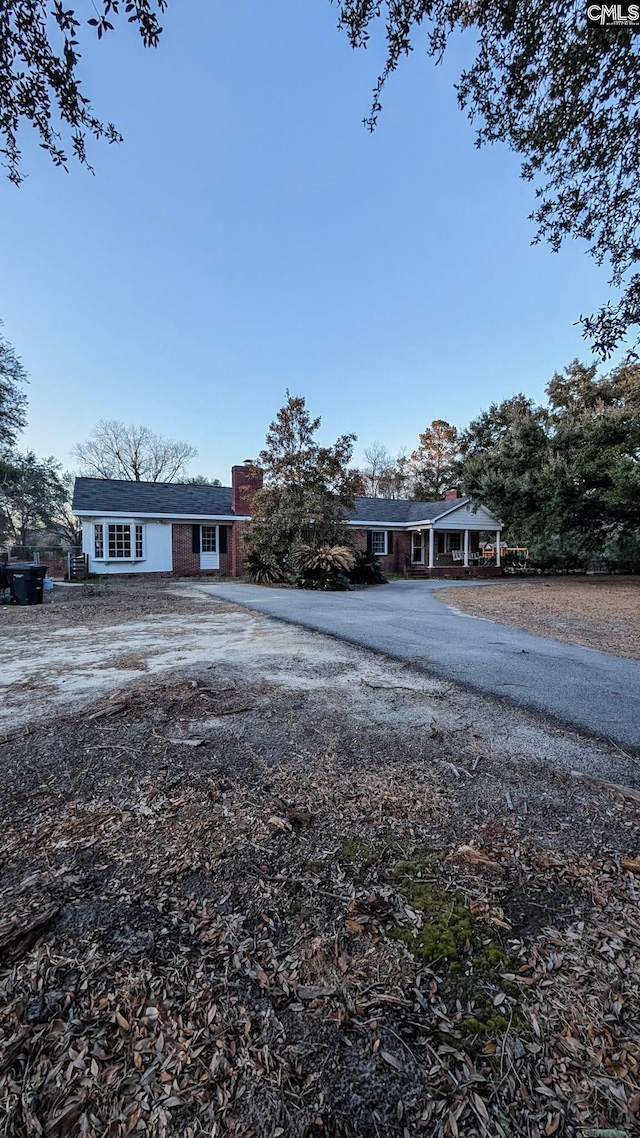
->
[244,549,288,585]
[349,549,388,585]
[292,544,355,591]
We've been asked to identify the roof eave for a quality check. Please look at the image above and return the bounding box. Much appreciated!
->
[74,510,250,522]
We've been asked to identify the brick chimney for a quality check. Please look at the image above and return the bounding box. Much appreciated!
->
[231,462,263,516]
[443,487,463,500]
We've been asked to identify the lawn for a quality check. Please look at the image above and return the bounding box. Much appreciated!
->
[1,581,640,1137]
[436,576,640,660]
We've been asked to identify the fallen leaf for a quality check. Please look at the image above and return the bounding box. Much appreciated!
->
[268,815,293,832]
[449,845,500,869]
[345,919,365,934]
[297,986,335,1000]
[381,1050,403,1071]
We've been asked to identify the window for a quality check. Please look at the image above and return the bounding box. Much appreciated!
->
[94,523,144,560]
[370,530,387,556]
[201,525,217,553]
[437,532,462,554]
[108,524,132,559]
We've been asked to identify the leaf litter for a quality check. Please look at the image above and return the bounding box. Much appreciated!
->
[0,590,639,1136]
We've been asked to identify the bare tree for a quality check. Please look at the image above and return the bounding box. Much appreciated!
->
[359,441,395,497]
[378,452,411,499]
[72,420,197,482]
[358,443,412,499]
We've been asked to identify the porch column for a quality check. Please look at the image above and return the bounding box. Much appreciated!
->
[428,528,435,569]
[495,531,501,567]
[463,529,469,567]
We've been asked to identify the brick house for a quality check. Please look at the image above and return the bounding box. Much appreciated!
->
[72,467,503,578]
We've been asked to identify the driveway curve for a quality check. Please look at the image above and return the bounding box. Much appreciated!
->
[196,580,640,752]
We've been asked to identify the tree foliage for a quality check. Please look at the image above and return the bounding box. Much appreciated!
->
[409,419,460,499]
[336,0,640,356]
[0,451,68,547]
[73,419,197,482]
[360,424,460,500]
[183,474,222,486]
[245,392,361,584]
[458,362,640,567]
[0,0,166,185]
[0,324,28,450]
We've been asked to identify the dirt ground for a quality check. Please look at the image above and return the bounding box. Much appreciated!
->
[1,580,640,1138]
[435,575,640,660]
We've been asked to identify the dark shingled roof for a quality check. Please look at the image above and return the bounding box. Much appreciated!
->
[347,497,468,523]
[72,478,235,517]
[72,478,470,523]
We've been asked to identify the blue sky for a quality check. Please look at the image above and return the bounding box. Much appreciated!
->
[0,0,617,482]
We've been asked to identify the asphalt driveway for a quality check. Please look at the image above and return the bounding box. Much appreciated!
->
[197,579,640,752]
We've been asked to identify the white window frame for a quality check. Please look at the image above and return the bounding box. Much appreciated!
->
[370,530,388,556]
[92,521,145,562]
[94,523,104,559]
[201,525,217,553]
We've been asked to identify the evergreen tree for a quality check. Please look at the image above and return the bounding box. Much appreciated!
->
[459,366,640,568]
[245,393,361,575]
[409,420,460,499]
[0,325,28,452]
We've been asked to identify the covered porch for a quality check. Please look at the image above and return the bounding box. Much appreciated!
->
[406,523,504,578]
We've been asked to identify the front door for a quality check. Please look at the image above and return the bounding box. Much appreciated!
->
[200,525,220,570]
[411,531,424,564]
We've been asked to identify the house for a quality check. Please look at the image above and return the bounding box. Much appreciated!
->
[350,489,503,577]
[72,466,503,578]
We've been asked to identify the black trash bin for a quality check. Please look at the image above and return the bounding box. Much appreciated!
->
[5,563,47,605]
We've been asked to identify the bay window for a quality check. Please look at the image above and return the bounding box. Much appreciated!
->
[93,522,144,560]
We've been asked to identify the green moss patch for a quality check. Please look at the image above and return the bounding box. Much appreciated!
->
[338,837,379,868]
[392,852,526,1047]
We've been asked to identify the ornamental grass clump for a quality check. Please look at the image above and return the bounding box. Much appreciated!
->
[292,544,355,591]
[244,549,288,585]
[349,549,388,585]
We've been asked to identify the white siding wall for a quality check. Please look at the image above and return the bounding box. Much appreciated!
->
[82,519,173,574]
[431,503,501,531]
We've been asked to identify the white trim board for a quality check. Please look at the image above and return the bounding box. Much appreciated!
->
[75,511,250,522]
